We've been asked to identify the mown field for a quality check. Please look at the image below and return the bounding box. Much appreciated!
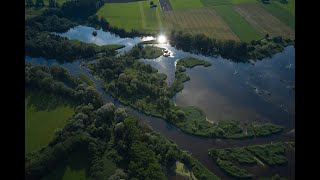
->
[96,1,163,33]
[164,7,239,41]
[234,4,294,39]
[260,1,295,29]
[25,92,75,153]
[213,5,263,42]
[169,0,204,10]
[200,0,257,6]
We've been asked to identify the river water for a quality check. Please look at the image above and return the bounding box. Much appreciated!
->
[26,25,295,179]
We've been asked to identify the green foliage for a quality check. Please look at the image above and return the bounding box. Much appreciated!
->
[246,142,288,166]
[177,57,211,69]
[79,73,95,87]
[216,159,252,178]
[129,45,164,59]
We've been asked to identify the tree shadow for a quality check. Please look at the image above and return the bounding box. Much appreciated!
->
[25,90,75,111]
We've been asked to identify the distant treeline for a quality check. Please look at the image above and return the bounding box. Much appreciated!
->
[169,31,294,62]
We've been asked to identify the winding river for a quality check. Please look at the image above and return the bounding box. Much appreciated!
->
[26,25,295,179]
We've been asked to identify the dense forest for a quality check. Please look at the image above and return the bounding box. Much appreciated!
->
[25,64,219,180]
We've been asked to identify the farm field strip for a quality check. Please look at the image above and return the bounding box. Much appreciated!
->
[234,4,294,39]
[212,5,263,42]
[260,2,295,29]
[164,8,239,40]
[200,0,257,7]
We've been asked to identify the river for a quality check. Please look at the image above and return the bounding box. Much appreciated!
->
[25,25,295,179]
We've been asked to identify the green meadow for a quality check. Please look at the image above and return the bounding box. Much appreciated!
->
[96,1,163,33]
[169,0,204,10]
[25,91,75,153]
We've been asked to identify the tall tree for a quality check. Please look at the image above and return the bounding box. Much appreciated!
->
[35,0,44,7]
[26,0,34,6]
[49,0,56,7]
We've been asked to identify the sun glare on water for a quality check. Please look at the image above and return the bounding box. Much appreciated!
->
[158,35,167,44]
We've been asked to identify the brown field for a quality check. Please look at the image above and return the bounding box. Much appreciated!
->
[234,4,295,39]
[163,8,240,41]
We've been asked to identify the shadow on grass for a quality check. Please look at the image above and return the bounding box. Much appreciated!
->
[25,89,76,111]
[42,149,90,180]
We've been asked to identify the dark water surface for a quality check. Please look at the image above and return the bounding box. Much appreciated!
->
[26,25,295,179]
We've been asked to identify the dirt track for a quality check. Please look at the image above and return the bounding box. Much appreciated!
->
[158,0,173,11]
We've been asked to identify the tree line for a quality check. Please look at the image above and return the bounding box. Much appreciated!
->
[169,31,294,62]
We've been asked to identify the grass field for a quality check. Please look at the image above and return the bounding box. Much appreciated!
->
[164,7,239,40]
[273,0,295,15]
[169,0,204,10]
[213,5,263,42]
[96,1,163,33]
[25,92,75,153]
[260,2,295,29]
[201,0,257,6]
[234,4,294,39]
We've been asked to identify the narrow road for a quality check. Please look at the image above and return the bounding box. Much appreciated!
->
[158,0,173,11]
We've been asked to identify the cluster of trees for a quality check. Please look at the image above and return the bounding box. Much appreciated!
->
[88,55,185,119]
[25,0,59,7]
[169,31,293,62]
[61,0,100,19]
[25,64,103,108]
[25,64,219,179]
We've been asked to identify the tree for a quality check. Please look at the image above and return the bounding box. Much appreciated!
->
[49,0,56,7]
[35,0,44,7]
[26,0,34,6]
[115,108,127,122]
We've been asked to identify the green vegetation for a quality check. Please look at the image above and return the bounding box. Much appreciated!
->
[25,64,220,179]
[216,159,252,178]
[170,0,204,10]
[260,2,295,28]
[175,161,198,179]
[201,0,232,6]
[96,1,163,33]
[209,142,289,178]
[273,0,295,15]
[247,122,283,136]
[177,57,211,68]
[25,92,75,153]
[79,73,95,87]
[129,44,165,59]
[170,57,211,95]
[246,142,288,166]
[213,5,263,42]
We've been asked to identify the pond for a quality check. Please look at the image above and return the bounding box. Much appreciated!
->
[26,25,295,179]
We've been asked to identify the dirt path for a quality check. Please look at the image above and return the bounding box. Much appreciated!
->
[158,0,173,11]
